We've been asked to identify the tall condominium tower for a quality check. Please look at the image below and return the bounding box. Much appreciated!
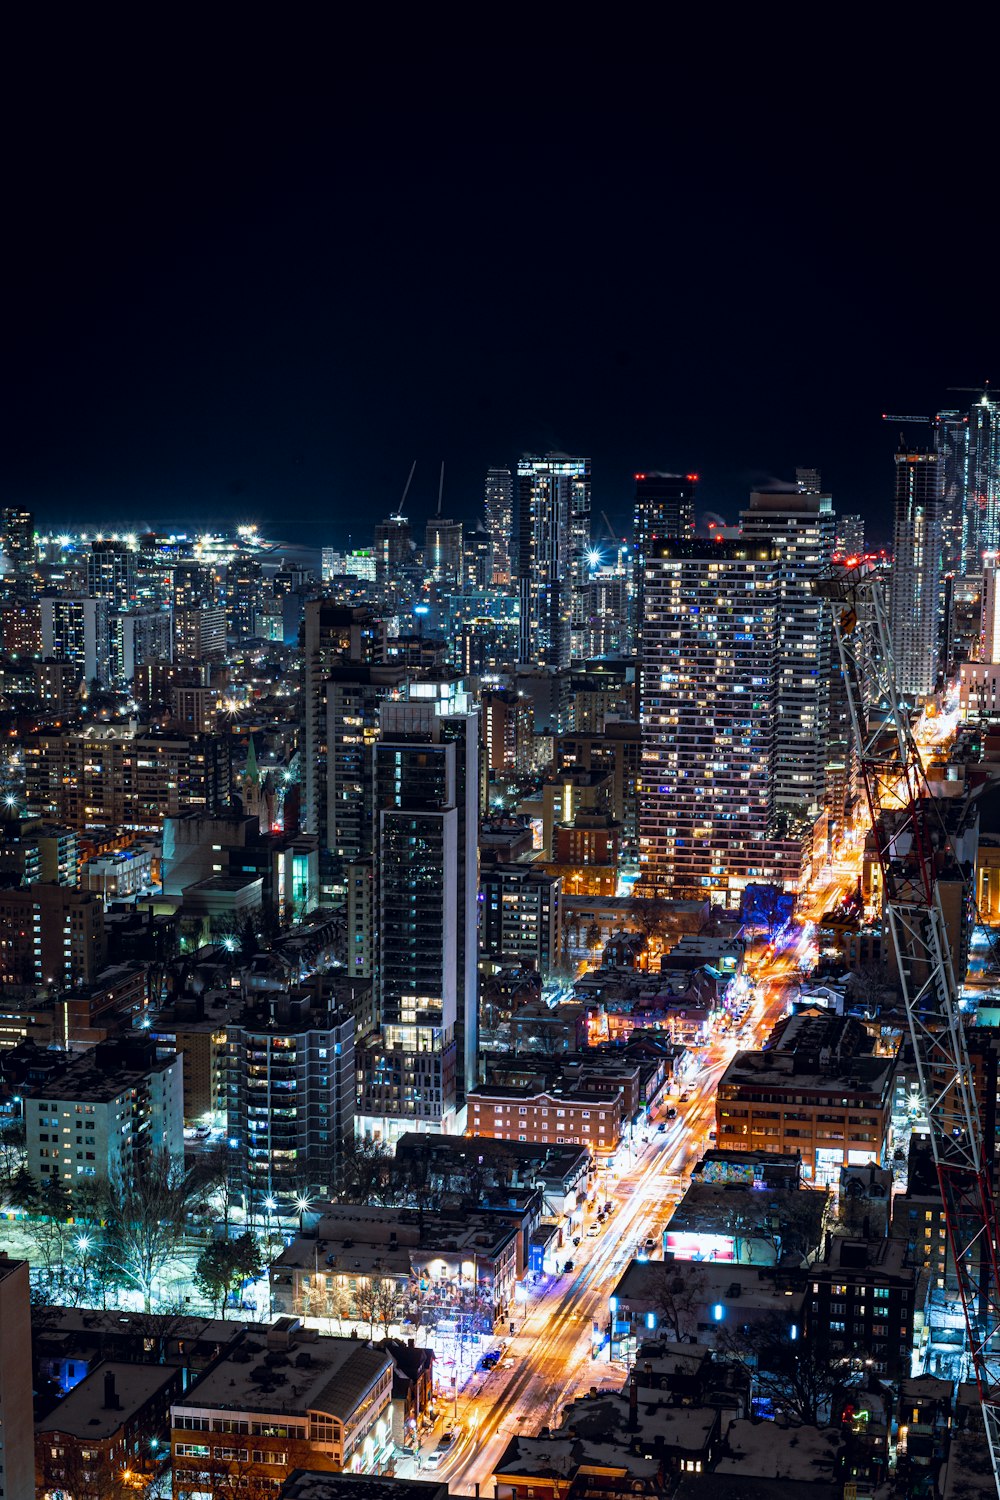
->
[484,467,514,584]
[969,390,1000,557]
[358,691,480,1134]
[302,602,386,880]
[933,409,971,574]
[739,486,835,812]
[424,517,464,589]
[86,539,138,609]
[639,538,781,904]
[633,472,697,708]
[981,552,1000,662]
[517,454,591,669]
[889,448,942,705]
[373,514,412,594]
[835,515,865,557]
[0,507,34,603]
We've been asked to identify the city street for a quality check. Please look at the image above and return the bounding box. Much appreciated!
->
[421,955,799,1496]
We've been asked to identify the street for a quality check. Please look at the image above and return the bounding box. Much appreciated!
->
[422,952,798,1496]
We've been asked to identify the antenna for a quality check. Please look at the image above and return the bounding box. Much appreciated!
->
[437,461,445,518]
[393,461,416,521]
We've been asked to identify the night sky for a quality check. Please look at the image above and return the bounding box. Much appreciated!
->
[3,27,995,547]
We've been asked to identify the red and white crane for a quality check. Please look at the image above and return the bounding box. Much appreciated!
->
[817,562,1000,1490]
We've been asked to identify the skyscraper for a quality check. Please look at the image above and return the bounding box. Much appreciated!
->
[358,691,480,1134]
[933,409,971,574]
[517,453,591,669]
[889,447,942,705]
[835,515,865,557]
[633,471,697,704]
[424,516,464,588]
[373,514,412,594]
[87,539,137,609]
[739,485,835,813]
[302,602,386,877]
[969,389,1000,556]
[484,466,514,584]
[0,507,34,604]
[639,538,787,904]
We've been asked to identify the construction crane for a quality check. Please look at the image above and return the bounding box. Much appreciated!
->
[815,562,1000,1491]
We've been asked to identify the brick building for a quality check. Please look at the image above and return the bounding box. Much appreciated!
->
[468,1082,622,1154]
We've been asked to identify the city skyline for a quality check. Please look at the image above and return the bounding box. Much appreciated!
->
[3,36,995,545]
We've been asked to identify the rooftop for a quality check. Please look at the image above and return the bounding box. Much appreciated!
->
[175,1325,392,1423]
[280,1472,448,1500]
[37,1361,179,1439]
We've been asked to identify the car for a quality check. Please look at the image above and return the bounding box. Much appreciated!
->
[424,1450,444,1469]
[656,1122,667,1133]
[603,1200,614,1214]
[587,1225,600,1237]
[500,1357,515,1369]
[708,1129,717,1141]
[563,1258,575,1272]
[664,1107,678,1120]
[679,1089,692,1102]
[478,1351,500,1371]
[644,1236,656,1250]
[572,1234,582,1246]
[439,1430,458,1451]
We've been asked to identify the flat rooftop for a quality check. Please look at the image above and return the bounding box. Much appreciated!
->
[175,1328,391,1423]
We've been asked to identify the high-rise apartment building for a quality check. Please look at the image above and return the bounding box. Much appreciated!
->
[835,515,865,557]
[40,595,112,684]
[373,514,412,593]
[0,506,35,604]
[358,692,480,1134]
[226,995,356,1210]
[171,562,214,608]
[970,390,1000,558]
[0,884,106,987]
[24,724,231,829]
[424,517,464,589]
[633,473,697,710]
[739,487,835,813]
[324,664,403,862]
[889,448,942,705]
[485,466,514,584]
[302,602,386,860]
[225,556,264,639]
[87,539,137,609]
[517,454,591,668]
[982,552,1000,662]
[0,1256,33,1500]
[640,539,795,904]
[23,1037,183,1202]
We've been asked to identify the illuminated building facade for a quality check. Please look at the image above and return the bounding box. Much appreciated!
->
[484,465,513,583]
[888,448,942,705]
[835,514,865,557]
[87,539,137,609]
[639,539,783,903]
[517,454,591,669]
[739,487,835,812]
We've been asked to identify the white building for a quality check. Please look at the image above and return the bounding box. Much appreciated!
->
[23,1039,183,1201]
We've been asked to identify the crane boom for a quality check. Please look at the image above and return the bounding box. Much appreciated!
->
[816,562,1000,1491]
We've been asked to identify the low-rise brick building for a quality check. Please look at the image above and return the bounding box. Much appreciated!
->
[468,1081,622,1154]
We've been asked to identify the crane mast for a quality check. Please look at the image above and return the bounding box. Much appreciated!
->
[817,562,1000,1490]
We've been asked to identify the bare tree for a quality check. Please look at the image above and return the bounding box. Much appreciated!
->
[97,1153,199,1312]
[375,1276,404,1334]
[848,962,888,1012]
[650,1263,707,1341]
[715,1311,856,1426]
[354,1276,379,1336]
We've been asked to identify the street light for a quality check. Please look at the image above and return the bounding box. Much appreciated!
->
[295,1194,311,1232]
